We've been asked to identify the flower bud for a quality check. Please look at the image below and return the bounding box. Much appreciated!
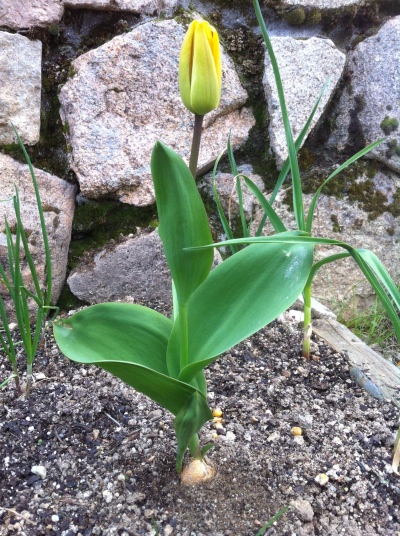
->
[179,20,222,116]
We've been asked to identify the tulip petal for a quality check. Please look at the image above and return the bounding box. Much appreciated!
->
[179,20,222,116]
[179,21,197,114]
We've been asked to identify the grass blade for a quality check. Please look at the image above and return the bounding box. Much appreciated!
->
[12,124,52,306]
[13,189,43,303]
[253,0,304,230]
[270,79,331,204]
[241,174,287,234]
[0,298,16,364]
[0,374,18,390]
[211,150,238,254]
[227,134,249,238]
[254,505,290,535]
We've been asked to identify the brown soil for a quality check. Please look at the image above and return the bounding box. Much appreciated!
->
[0,310,399,536]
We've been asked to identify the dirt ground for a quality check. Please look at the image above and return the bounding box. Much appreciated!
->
[0,309,399,536]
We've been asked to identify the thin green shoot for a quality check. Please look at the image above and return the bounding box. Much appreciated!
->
[0,126,57,396]
[253,0,304,230]
[254,505,290,536]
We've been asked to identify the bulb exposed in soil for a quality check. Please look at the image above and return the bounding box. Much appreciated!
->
[181,458,216,486]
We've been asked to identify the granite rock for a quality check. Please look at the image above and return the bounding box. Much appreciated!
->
[63,0,177,14]
[335,16,400,174]
[0,32,42,145]
[263,36,345,168]
[0,0,64,30]
[199,164,265,221]
[59,19,254,206]
[272,0,369,9]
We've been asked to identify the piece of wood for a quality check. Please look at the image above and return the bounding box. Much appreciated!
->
[313,318,400,404]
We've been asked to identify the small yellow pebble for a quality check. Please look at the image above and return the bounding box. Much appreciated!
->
[291,427,302,436]
[315,473,329,486]
[213,408,223,418]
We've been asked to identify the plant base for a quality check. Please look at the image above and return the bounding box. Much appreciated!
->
[181,458,215,485]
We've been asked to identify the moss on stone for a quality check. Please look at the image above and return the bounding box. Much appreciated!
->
[57,284,88,312]
[284,8,306,26]
[305,8,322,26]
[70,200,157,269]
[330,214,342,233]
[386,139,400,159]
[380,116,399,135]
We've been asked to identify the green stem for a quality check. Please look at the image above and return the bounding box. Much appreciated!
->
[10,361,22,396]
[189,114,204,178]
[188,433,202,460]
[179,304,189,370]
[302,283,312,359]
[25,362,33,397]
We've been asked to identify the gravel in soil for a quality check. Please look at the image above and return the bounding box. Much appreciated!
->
[0,310,399,536]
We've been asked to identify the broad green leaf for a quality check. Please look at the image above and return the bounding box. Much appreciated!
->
[54,303,172,373]
[197,233,400,342]
[175,241,314,383]
[151,142,213,306]
[174,391,213,472]
[53,303,206,416]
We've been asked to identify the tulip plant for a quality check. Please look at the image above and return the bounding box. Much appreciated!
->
[53,19,315,479]
[207,0,400,360]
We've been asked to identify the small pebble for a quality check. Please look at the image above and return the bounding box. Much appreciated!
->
[315,473,329,486]
[31,465,47,479]
[103,490,113,503]
[291,427,302,436]
[224,431,236,442]
[51,515,59,523]
[267,431,280,443]
[290,498,314,522]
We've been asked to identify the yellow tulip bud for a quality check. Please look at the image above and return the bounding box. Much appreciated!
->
[179,20,222,116]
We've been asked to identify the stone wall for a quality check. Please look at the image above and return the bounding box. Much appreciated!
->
[0,0,399,316]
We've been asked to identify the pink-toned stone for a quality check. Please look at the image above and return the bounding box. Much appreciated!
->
[59,19,254,207]
[0,33,42,145]
[0,0,64,30]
